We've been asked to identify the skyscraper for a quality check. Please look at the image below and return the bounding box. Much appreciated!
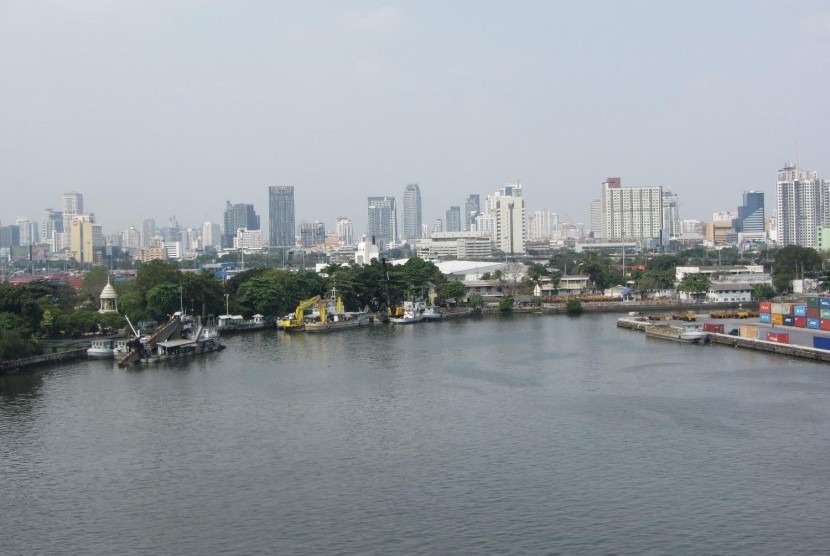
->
[367,196,397,246]
[223,202,260,248]
[336,217,354,245]
[62,191,83,232]
[269,186,296,247]
[486,183,526,255]
[142,218,156,248]
[202,221,222,250]
[661,188,681,238]
[445,206,461,232]
[776,162,827,248]
[300,222,326,247]
[402,184,422,241]
[735,191,765,247]
[600,177,663,242]
[464,194,480,231]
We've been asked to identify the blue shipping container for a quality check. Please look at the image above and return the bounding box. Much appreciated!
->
[759,312,771,323]
[821,298,830,309]
[808,318,821,329]
[813,336,830,350]
[794,305,808,317]
[783,315,795,326]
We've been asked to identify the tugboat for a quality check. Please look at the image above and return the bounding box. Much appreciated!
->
[304,287,370,333]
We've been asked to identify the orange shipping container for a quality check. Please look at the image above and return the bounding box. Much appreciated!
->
[771,313,784,325]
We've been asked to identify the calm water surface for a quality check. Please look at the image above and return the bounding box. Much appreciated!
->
[2,313,830,555]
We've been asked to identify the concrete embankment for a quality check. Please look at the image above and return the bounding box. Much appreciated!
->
[1,348,88,375]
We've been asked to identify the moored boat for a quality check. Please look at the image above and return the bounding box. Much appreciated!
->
[644,322,708,344]
[116,311,225,366]
[305,286,370,333]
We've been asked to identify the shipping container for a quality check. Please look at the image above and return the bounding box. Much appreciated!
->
[739,325,758,339]
[821,298,830,309]
[821,319,830,331]
[759,301,772,313]
[821,309,830,320]
[794,305,808,317]
[794,316,807,328]
[771,313,784,325]
[808,318,821,330]
[814,336,830,350]
[808,307,821,319]
[783,315,795,326]
[766,332,790,344]
[703,323,724,333]
[771,303,783,314]
[807,296,821,308]
[759,312,771,324]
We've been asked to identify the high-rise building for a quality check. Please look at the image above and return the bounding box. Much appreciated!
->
[223,202,260,248]
[336,217,354,246]
[464,194,480,231]
[402,184,422,241]
[661,188,681,238]
[17,218,34,246]
[142,218,156,248]
[600,177,663,242]
[70,214,101,264]
[445,206,461,232]
[777,162,828,248]
[300,222,326,248]
[62,191,83,232]
[735,191,765,233]
[485,183,526,255]
[202,221,221,250]
[528,210,556,241]
[41,209,63,251]
[269,186,296,247]
[367,196,397,246]
[589,199,603,239]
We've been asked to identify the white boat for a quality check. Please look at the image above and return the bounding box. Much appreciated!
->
[644,322,708,344]
[390,301,426,324]
[87,337,131,359]
[422,305,443,321]
[216,313,270,333]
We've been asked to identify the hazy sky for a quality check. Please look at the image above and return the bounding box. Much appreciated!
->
[2,1,828,236]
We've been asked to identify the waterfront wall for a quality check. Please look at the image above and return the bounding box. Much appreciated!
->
[0,349,88,375]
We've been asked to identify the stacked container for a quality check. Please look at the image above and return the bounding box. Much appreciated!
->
[766,332,790,344]
[761,297,830,331]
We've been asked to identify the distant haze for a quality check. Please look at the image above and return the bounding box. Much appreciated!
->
[1,1,828,235]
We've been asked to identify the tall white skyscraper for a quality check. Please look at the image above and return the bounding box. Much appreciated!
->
[202,221,222,250]
[402,184,422,241]
[336,217,354,246]
[600,177,662,242]
[528,210,556,241]
[142,218,156,248]
[488,183,526,255]
[776,161,828,248]
[661,188,681,238]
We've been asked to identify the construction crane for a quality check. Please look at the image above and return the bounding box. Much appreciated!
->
[278,296,321,332]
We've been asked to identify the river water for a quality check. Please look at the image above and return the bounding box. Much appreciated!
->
[2,313,830,555]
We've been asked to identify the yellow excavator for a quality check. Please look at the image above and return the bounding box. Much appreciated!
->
[278,295,321,332]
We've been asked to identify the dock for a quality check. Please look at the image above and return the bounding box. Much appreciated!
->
[618,315,830,364]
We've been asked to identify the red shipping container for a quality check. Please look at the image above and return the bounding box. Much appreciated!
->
[808,307,821,319]
[703,323,724,333]
[766,332,790,344]
[794,316,807,328]
[821,319,830,331]
[759,301,772,313]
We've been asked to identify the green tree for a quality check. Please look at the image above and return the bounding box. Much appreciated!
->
[752,284,775,301]
[468,293,485,310]
[135,260,181,298]
[646,254,681,272]
[771,245,823,294]
[79,267,111,305]
[440,281,466,305]
[498,296,514,312]
[146,284,182,320]
[677,273,711,301]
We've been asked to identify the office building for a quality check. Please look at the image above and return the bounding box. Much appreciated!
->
[589,199,603,239]
[202,221,222,250]
[661,188,681,238]
[62,191,83,232]
[445,206,461,232]
[142,219,156,248]
[486,183,526,255]
[402,184,422,240]
[223,202,260,248]
[300,222,326,248]
[70,214,102,264]
[367,196,397,246]
[464,194,480,231]
[776,162,828,248]
[269,186,296,247]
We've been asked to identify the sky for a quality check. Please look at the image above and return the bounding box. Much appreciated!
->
[1,0,829,237]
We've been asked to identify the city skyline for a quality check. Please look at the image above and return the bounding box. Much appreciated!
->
[1,2,827,234]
